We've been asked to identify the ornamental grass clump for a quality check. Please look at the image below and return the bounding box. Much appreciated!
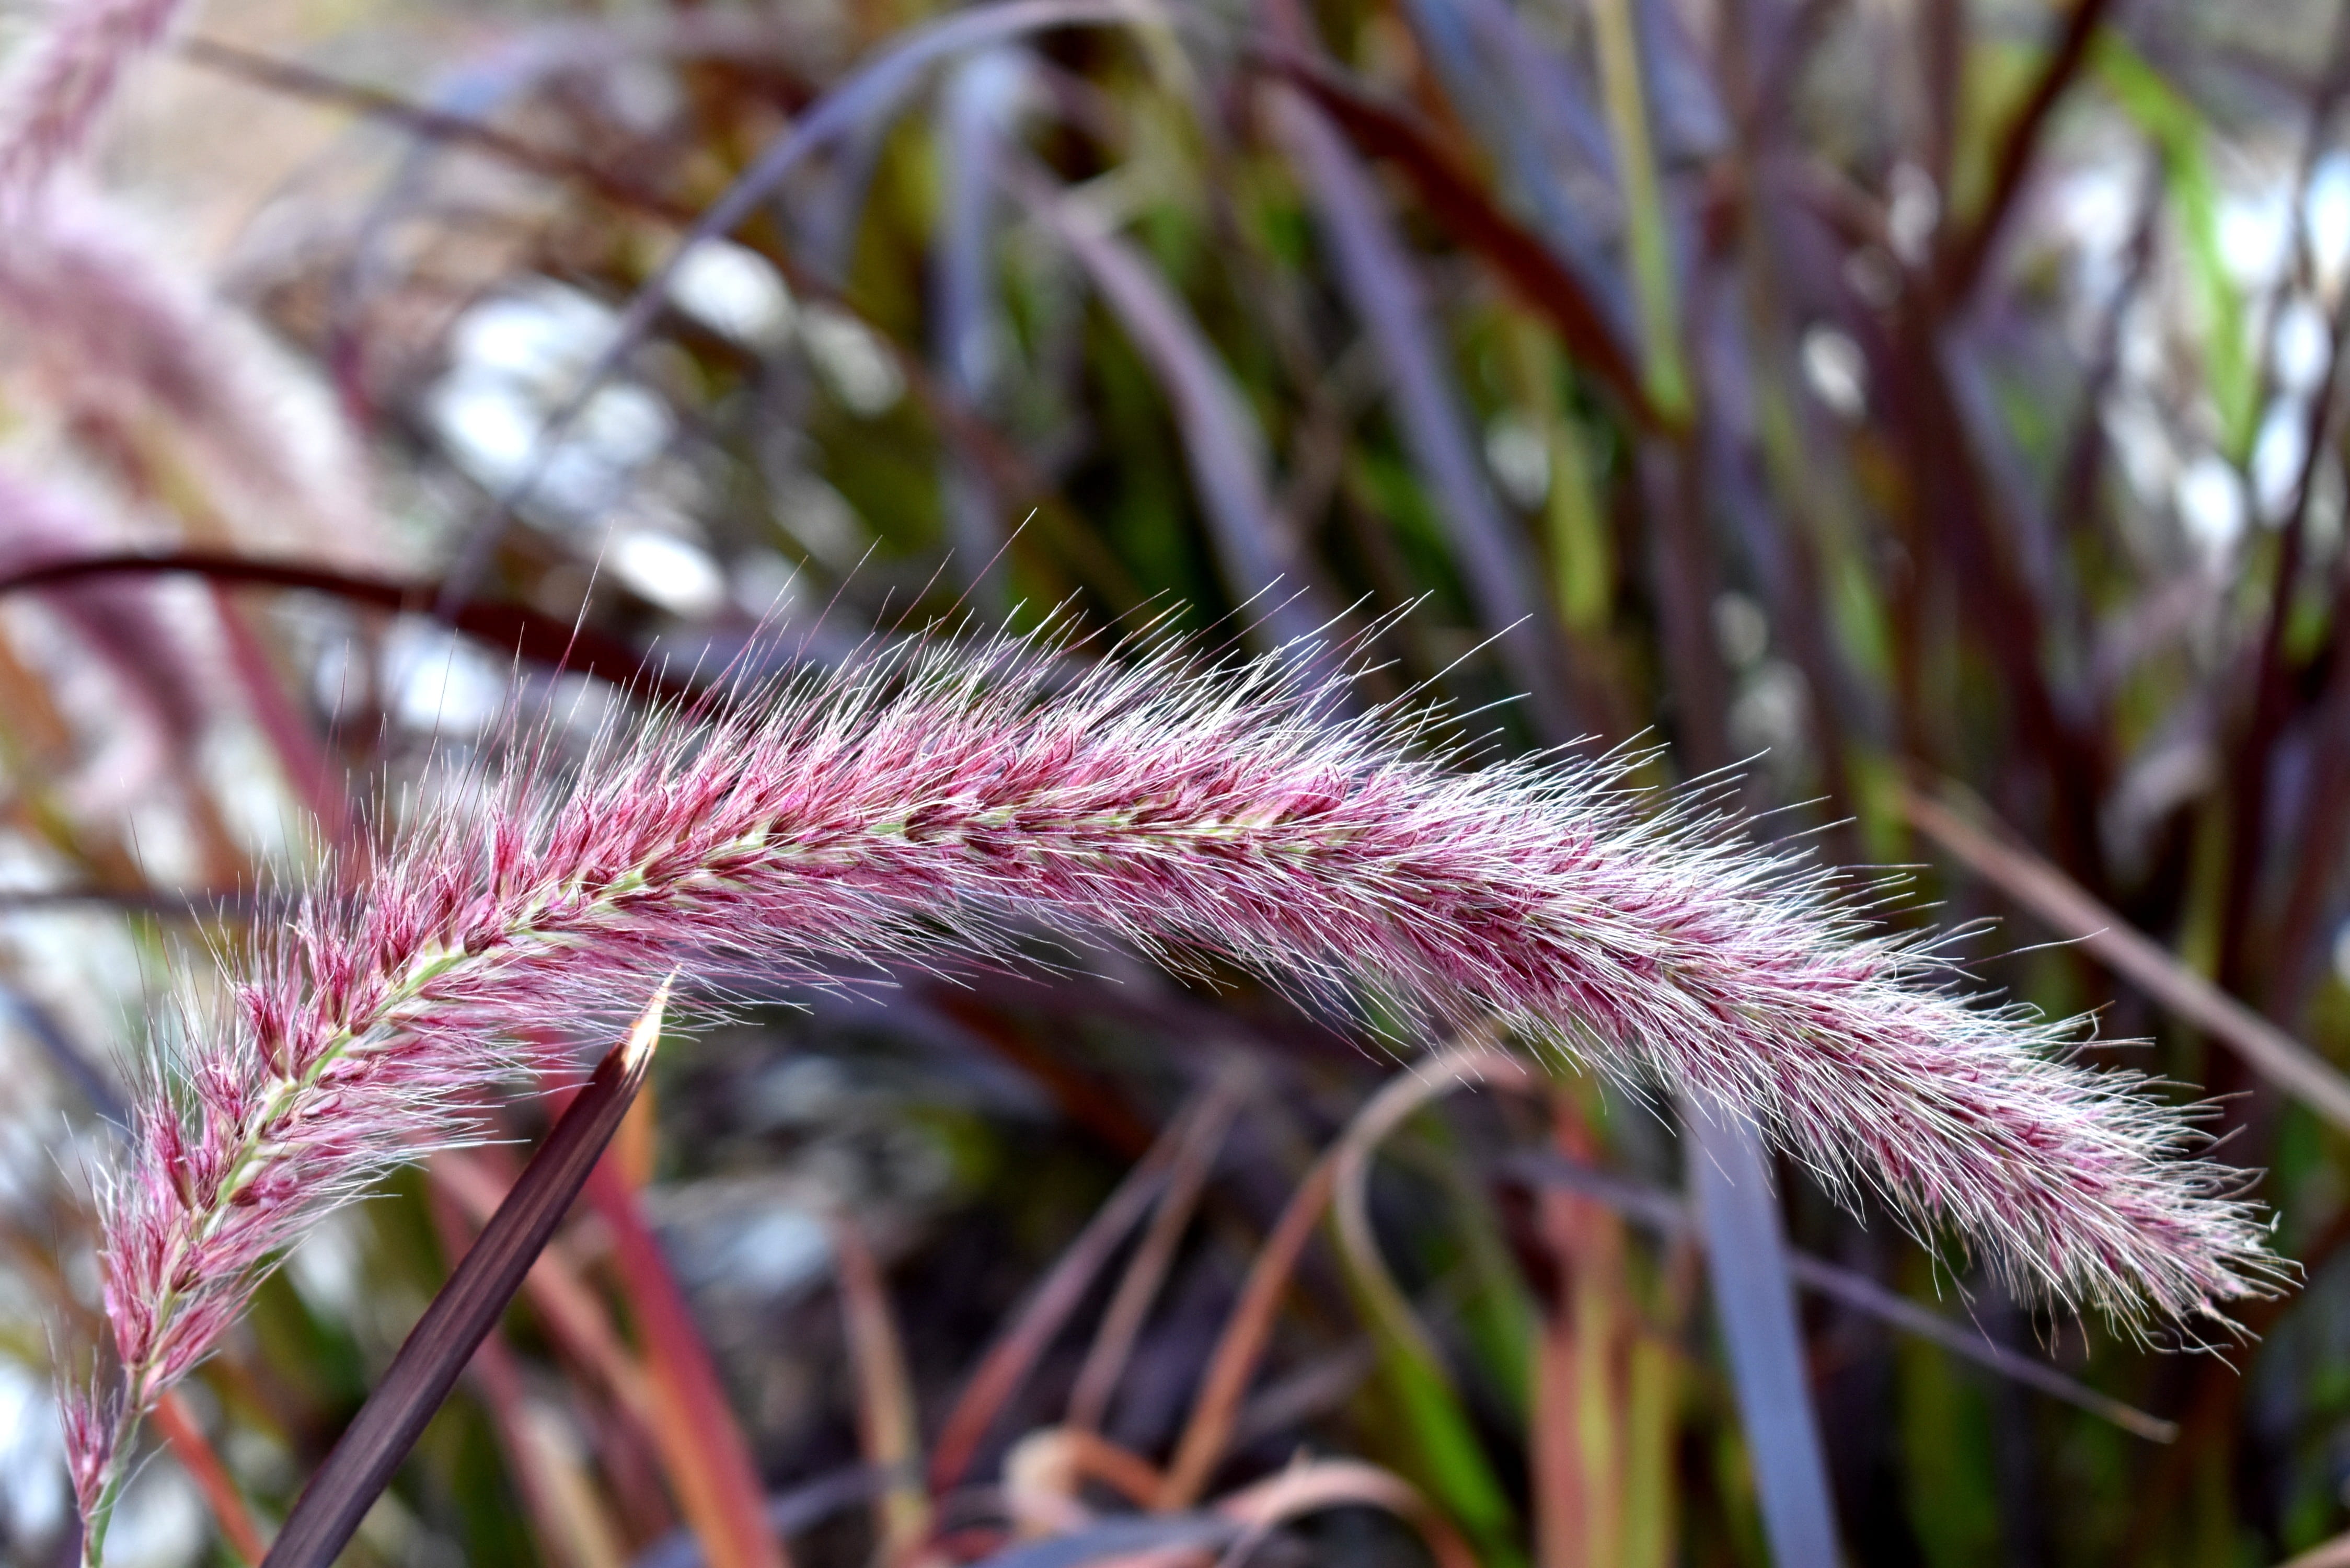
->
[67,627,2279,1546]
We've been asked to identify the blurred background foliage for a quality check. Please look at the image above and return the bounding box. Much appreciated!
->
[8,0,2350,1562]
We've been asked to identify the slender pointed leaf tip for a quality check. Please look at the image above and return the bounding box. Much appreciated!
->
[625,974,674,1079]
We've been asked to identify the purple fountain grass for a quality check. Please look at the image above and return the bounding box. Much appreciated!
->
[66,625,2279,1549]
[0,0,374,560]
[0,0,191,202]
[0,190,374,553]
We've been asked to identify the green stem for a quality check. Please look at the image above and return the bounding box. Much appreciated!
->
[79,1377,149,1568]
[1589,0,1692,426]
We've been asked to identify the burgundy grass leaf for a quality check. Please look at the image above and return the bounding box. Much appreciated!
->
[584,1142,789,1568]
[0,548,694,704]
[1260,53,1651,427]
[1264,85,1582,742]
[0,470,214,810]
[258,985,669,1568]
[931,49,1023,615]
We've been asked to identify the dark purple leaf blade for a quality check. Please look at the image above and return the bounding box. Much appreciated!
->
[260,984,672,1568]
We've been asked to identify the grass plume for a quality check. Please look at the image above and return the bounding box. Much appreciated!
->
[0,0,189,201]
[65,624,2280,1551]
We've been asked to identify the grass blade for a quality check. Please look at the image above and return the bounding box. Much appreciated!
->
[2092,35,2256,457]
[1214,1457,1480,1568]
[831,1216,930,1560]
[586,1143,788,1568]
[1065,1070,1246,1435]
[1779,1257,2174,1444]
[186,36,1136,615]
[1620,1329,1679,1568]
[932,49,1024,614]
[0,981,125,1125]
[1266,56,1654,429]
[2280,1528,2350,1567]
[0,550,698,702]
[1332,1045,1529,1377]
[260,983,671,1568]
[1007,160,1335,653]
[1938,0,2115,301]
[1157,1046,1524,1514]
[1530,1282,1588,1568]
[1681,1099,1844,1566]
[205,587,352,849]
[633,1467,896,1568]
[1156,1136,1339,1508]
[971,1515,1240,1567]
[435,1246,629,1568]
[1586,0,1690,423]
[1510,1149,2176,1441]
[1329,1045,1529,1562]
[1001,1425,1169,1525]
[1532,1094,1634,1568]
[432,1150,659,1428]
[927,1105,1186,1491]
[1266,85,1579,741]
[1396,0,1633,328]
[430,0,1142,613]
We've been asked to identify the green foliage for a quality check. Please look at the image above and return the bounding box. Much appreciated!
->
[1898,1321,2003,1568]
[2095,34,2258,458]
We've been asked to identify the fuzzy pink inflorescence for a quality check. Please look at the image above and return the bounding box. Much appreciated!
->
[0,0,190,201]
[73,630,2277,1506]
[0,189,375,543]
[0,0,374,562]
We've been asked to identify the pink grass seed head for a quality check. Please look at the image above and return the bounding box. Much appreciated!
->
[70,626,2284,1514]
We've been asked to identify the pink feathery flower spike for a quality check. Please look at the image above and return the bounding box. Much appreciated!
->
[0,188,376,546]
[67,627,2279,1552]
[0,0,191,202]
